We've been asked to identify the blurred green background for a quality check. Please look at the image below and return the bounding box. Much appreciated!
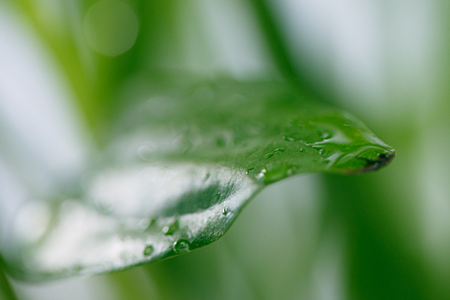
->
[1,0,450,299]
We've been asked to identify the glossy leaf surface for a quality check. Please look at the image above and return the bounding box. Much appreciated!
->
[1,77,394,281]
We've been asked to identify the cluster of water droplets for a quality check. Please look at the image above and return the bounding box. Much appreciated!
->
[141,218,191,257]
[240,117,393,183]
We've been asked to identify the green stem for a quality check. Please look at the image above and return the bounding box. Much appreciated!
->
[322,174,431,300]
[247,0,334,102]
[247,0,297,80]
[0,260,18,300]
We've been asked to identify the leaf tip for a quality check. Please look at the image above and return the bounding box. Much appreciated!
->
[357,149,396,173]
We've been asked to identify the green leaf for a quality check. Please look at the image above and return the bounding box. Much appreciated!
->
[1,76,394,281]
[0,259,18,300]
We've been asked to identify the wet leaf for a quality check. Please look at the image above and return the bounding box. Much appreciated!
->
[1,77,394,281]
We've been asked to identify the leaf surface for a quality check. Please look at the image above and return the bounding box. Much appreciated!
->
[1,77,394,280]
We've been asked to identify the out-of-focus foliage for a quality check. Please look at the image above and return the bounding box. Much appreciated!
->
[0,263,17,300]
[2,0,449,299]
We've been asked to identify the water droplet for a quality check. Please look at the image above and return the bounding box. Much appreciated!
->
[284,136,295,142]
[162,219,179,236]
[324,151,343,167]
[300,147,305,152]
[222,207,227,215]
[321,131,332,139]
[138,218,151,230]
[173,240,190,253]
[264,153,274,159]
[84,0,139,56]
[162,226,169,234]
[137,145,155,161]
[256,169,267,180]
[274,148,285,154]
[143,245,154,256]
[203,172,210,182]
[246,168,254,175]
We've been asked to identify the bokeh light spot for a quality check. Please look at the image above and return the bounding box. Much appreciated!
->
[84,0,139,56]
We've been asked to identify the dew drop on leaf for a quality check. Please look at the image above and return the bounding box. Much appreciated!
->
[162,219,179,235]
[284,136,295,142]
[138,218,151,231]
[173,240,190,253]
[321,131,332,139]
[137,145,156,161]
[264,153,274,159]
[143,245,154,256]
[202,172,210,182]
[287,168,294,176]
[256,169,266,180]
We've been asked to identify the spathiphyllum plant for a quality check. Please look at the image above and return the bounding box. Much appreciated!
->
[0,0,396,299]
[1,75,394,280]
